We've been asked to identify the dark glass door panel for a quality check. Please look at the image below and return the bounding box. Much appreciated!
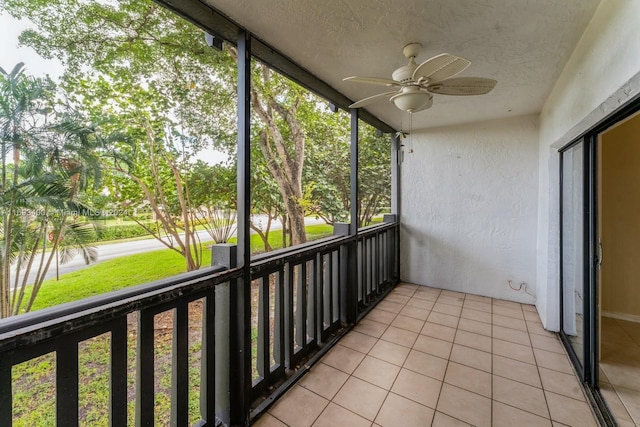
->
[561,142,586,368]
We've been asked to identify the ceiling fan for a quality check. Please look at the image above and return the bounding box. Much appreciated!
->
[344,43,497,113]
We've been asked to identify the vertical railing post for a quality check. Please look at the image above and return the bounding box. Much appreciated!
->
[334,223,356,324]
[136,309,155,426]
[0,356,11,427]
[384,214,398,283]
[56,340,79,427]
[230,28,252,427]
[171,300,189,426]
[110,318,128,427]
[202,244,237,425]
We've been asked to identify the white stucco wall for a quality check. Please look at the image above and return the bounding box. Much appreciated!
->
[537,0,640,330]
[400,115,539,303]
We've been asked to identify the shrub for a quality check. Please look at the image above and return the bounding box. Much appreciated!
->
[95,224,151,241]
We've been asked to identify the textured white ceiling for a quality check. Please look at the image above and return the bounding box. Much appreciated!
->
[203,0,600,132]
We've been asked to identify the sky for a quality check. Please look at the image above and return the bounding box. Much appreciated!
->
[0,11,228,165]
[0,12,64,79]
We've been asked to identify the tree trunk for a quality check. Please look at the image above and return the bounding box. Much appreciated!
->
[13,222,46,315]
[285,198,306,245]
[112,123,201,272]
[1,147,22,318]
[250,66,307,246]
[249,220,273,252]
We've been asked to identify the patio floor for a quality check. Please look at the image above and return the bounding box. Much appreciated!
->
[252,283,599,427]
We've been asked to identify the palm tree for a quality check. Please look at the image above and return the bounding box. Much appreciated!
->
[0,63,119,317]
[0,62,52,317]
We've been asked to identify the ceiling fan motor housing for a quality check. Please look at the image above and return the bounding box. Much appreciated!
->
[393,43,423,83]
[392,59,418,83]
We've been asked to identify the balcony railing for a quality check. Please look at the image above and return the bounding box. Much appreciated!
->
[0,218,399,426]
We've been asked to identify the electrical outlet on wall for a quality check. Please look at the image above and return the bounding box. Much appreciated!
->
[508,280,535,297]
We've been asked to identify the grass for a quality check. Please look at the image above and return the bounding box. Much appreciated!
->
[21,223,333,312]
[10,223,335,425]
[23,249,193,311]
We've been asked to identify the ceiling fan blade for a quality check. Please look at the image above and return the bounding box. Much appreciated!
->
[426,77,497,95]
[412,53,471,83]
[349,91,398,108]
[343,76,401,87]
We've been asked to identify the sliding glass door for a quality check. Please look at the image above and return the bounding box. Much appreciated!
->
[561,134,624,426]
[560,135,599,388]
[559,99,640,426]
[560,141,588,372]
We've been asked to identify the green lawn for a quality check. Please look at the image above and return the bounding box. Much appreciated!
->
[24,247,192,312]
[23,223,334,312]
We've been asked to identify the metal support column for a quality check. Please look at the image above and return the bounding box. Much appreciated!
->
[202,244,237,425]
[350,109,359,233]
[230,29,252,427]
[390,133,401,280]
[391,133,401,217]
[345,109,360,323]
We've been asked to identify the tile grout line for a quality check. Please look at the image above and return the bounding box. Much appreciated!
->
[430,289,464,427]
[293,285,418,427]
[368,285,418,425]
[318,286,407,426]
[398,286,444,424]
[427,288,446,427]
[493,301,571,422]
[380,300,575,421]
[526,303,554,424]
[261,287,597,427]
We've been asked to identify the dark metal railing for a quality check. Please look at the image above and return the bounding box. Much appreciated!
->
[249,235,345,400]
[0,265,239,427]
[356,219,399,320]
[0,219,399,426]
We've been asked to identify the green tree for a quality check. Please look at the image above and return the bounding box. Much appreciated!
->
[2,0,242,266]
[2,0,393,254]
[250,151,285,251]
[4,0,237,155]
[187,160,237,244]
[303,116,391,227]
[4,0,318,246]
[302,107,351,225]
[358,123,391,226]
[109,120,205,271]
[0,63,114,317]
[248,63,310,245]
[58,71,218,271]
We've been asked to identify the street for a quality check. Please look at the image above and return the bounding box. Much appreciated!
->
[12,217,326,286]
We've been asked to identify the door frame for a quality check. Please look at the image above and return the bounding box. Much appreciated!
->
[558,95,640,426]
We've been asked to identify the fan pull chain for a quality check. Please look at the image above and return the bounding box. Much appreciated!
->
[409,112,414,153]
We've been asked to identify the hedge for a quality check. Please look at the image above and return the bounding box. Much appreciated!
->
[95,223,152,242]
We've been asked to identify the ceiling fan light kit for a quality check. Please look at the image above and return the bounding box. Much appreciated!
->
[344,42,497,114]
[390,87,432,113]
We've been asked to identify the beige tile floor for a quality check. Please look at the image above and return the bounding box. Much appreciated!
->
[253,284,599,427]
[600,316,640,427]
